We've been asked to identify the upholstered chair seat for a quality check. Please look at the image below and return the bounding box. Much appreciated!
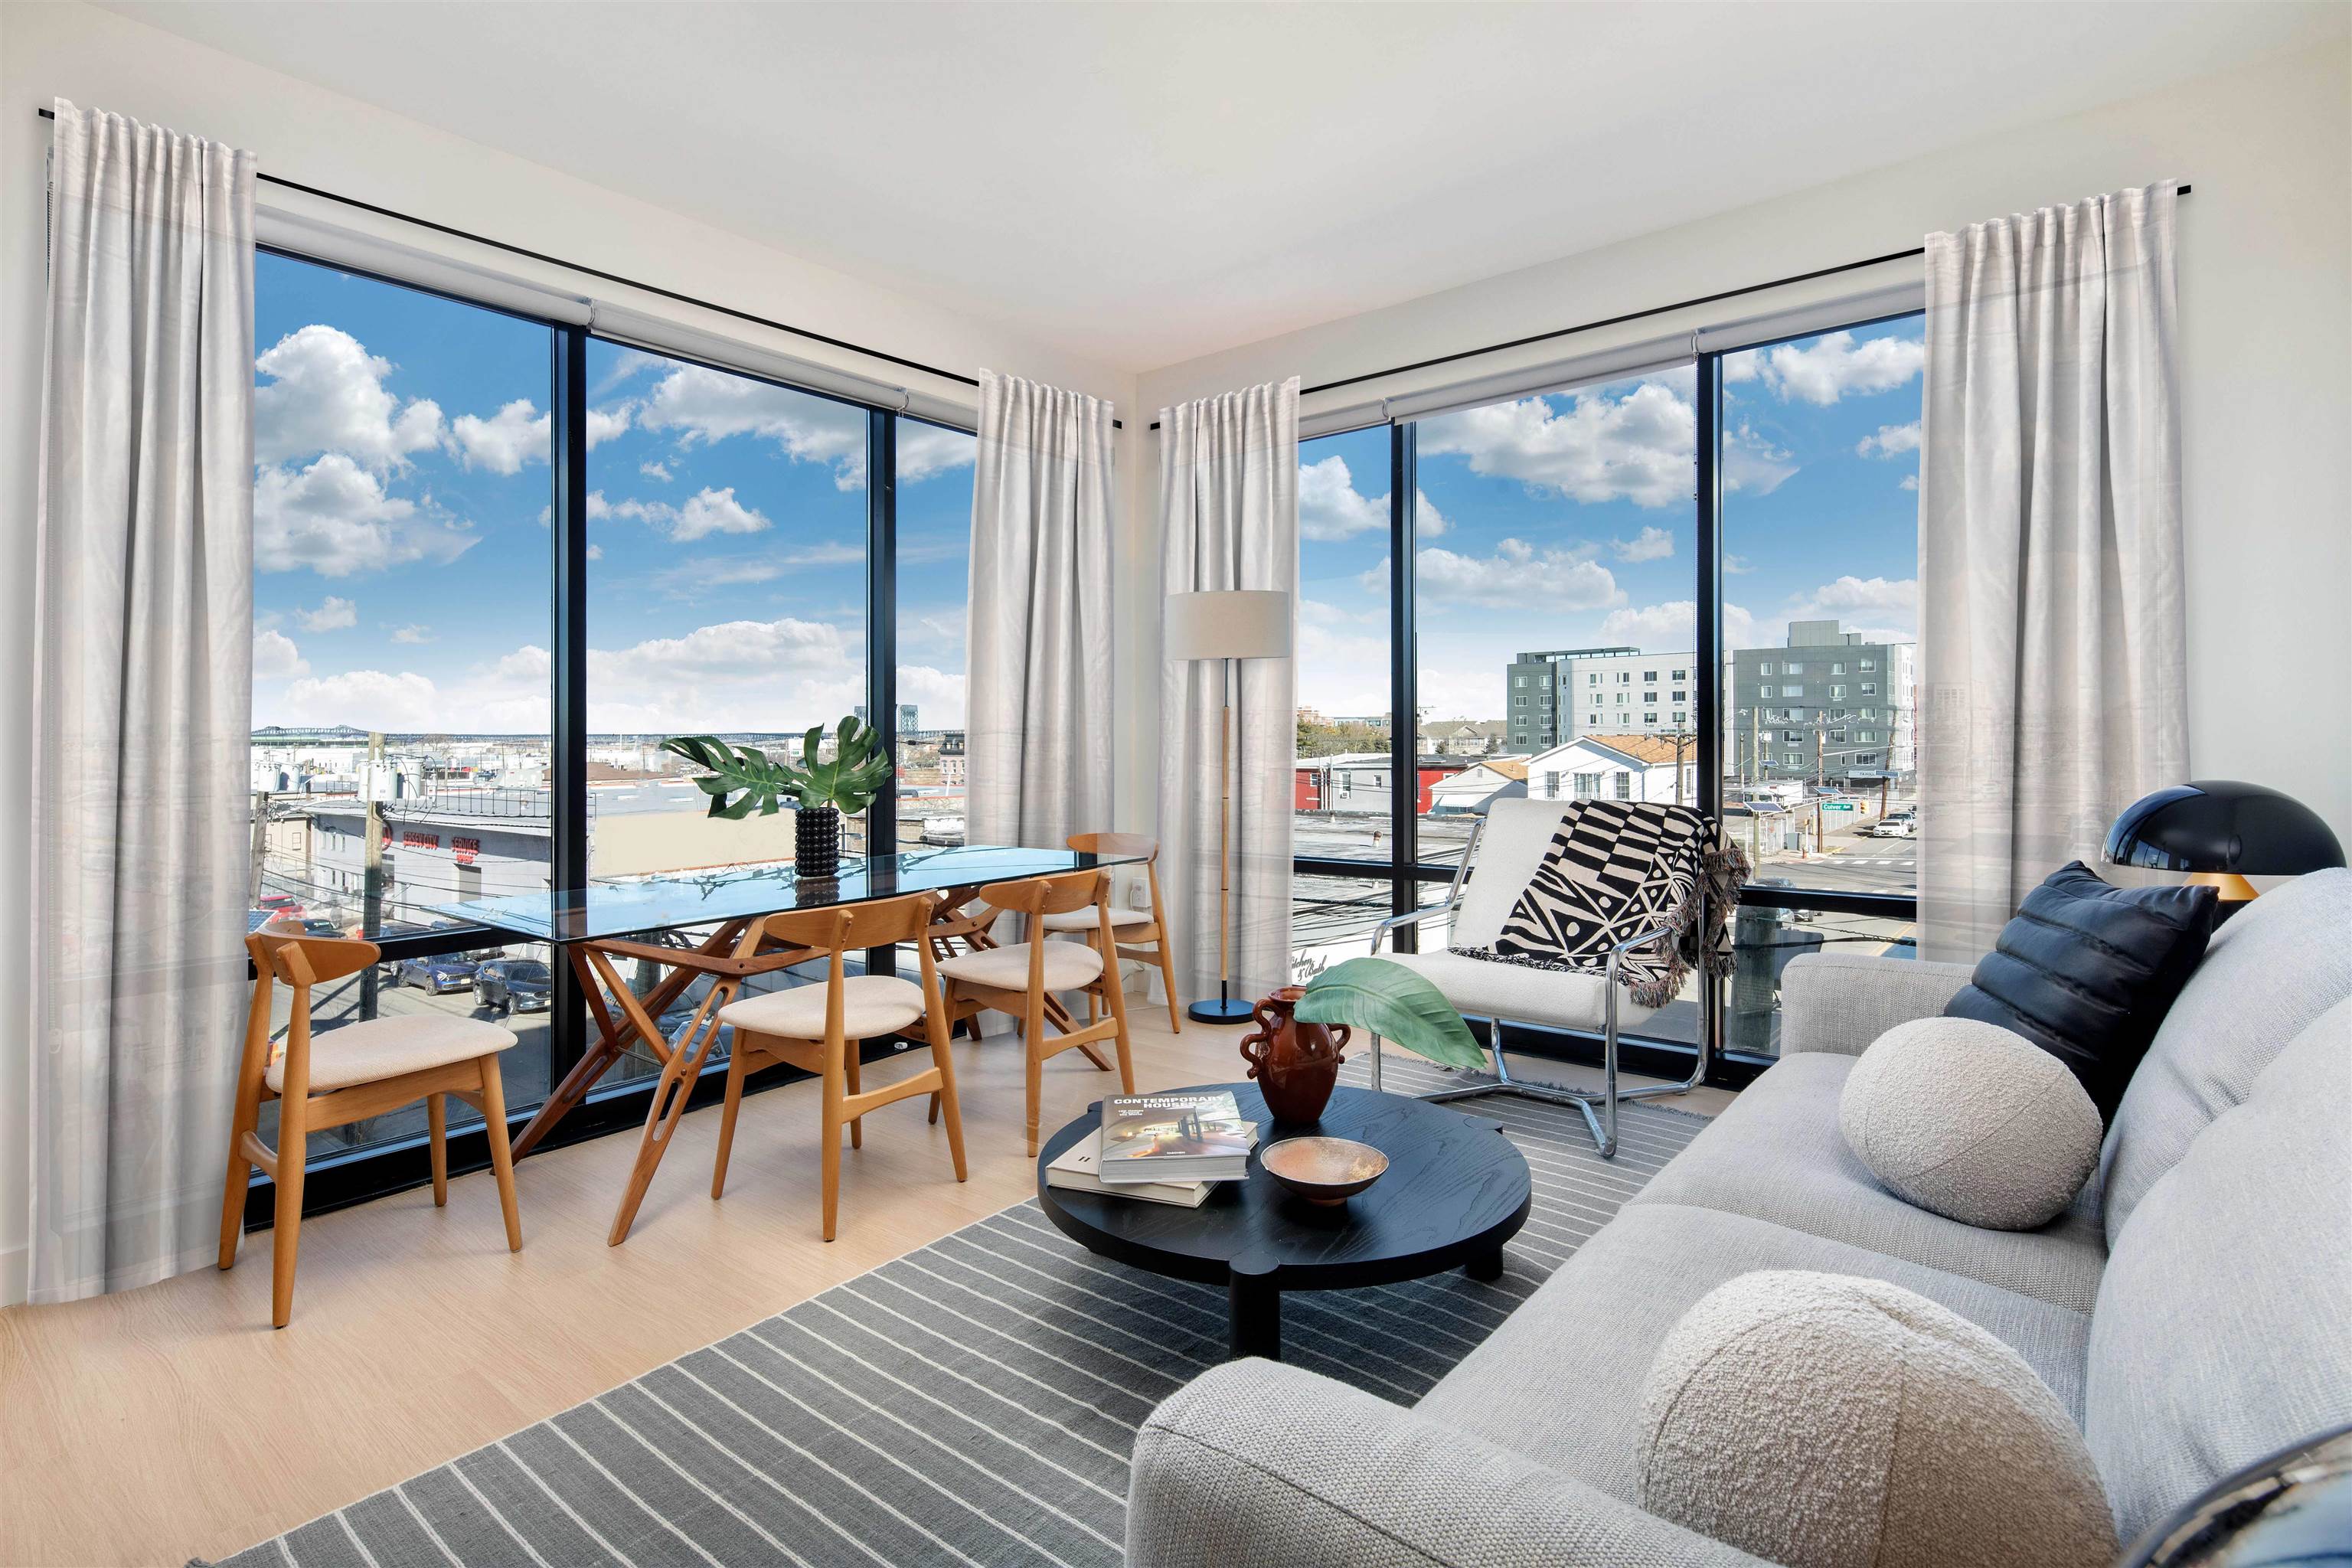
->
[718,975,926,1042]
[266,1014,517,1094]
[936,940,1106,992]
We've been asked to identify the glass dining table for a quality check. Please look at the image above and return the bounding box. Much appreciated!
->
[434,844,1144,1245]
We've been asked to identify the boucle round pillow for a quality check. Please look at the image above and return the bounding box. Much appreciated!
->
[1638,1271,2118,1568]
[1840,1014,2102,1229]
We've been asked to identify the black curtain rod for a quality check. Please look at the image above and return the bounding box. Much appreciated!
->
[34,104,1137,428]
[1144,182,2192,430]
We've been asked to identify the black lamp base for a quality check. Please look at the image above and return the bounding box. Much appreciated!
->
[1187,996,1256,1025]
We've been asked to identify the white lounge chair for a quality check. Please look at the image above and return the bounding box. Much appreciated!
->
[1367,796,1725,1158]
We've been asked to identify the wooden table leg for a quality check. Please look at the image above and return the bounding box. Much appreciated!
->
[597,934,763,1247]
[508,925,735,1160]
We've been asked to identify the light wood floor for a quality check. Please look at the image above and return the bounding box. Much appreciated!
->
[0,1011,1731,1568]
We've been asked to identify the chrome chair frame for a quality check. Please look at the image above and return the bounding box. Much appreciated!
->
[1365,812,1714,1158]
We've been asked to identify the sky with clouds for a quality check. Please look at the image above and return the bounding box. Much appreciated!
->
[250,251,974,737]
[1297,316,1926,724]
[252,250,1918,742]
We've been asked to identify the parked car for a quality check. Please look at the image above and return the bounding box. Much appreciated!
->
[1867,817,1916,839]
[393,955,479,993]
[256,893,304,917]
[299,917,349,939]
[474,958,553,1014]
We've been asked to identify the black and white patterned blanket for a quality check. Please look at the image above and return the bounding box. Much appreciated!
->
[1453,800,1748,1008]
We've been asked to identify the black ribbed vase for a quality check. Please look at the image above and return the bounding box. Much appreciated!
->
[794,805,842,878]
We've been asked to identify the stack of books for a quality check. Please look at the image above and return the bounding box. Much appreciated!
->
[1045,1089,1261,1207]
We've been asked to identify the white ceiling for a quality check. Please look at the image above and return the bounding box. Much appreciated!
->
[100,1,2350,372]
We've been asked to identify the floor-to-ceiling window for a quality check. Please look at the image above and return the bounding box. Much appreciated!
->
[1291,305,1926,1075]
[580,343,871,882]
[248,250,557,1163]
[1409,366,1705,1041]
[243,250,977,1210]
[893,417,978,849]
[1713,315,1925,1054]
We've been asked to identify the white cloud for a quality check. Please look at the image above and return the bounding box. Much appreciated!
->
[1415,381,1695,508]
[448,399,551,475]
[639,364,871,488]
[253,629,309,679]
[894,664,969,730]
[587,403,634,449]
[899,423,978,485]
[1609,525,1676,564]
[1755,332,1925,406]
[1723,554,1755,576]
[1298,455,1386,541]
[673,486,771,541]
[593,348,662,395]
[253,453,479,577]
[296,596,358,632]
[1721,350,1762,385]
[1403,538,1622,612]
[1857,421,1922,459]
[587,543,606,560]
[639,460,673,483]
[1722,424,1798,495]
[1298,455,1447,542]
[390,624,433,645]
[1599,598,1760,652]
[584,485,772,542]
[1782,575,1920,641]
[1899,474,1920,492]
[580,616,866,732]
[278,669,441,732]
[254,325,444,470]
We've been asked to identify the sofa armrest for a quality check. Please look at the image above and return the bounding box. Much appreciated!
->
[1128,1361,1769,1568]
[1778,950,1978,1056]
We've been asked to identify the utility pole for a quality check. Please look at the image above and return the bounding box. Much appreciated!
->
[248,791,270,906]
[361,731,386,1018]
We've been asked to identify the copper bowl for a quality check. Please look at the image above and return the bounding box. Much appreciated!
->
[1259,1136,1388,1205]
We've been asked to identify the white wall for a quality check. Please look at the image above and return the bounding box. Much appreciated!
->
[1129,45,2352,864]
[0,1,1138,1305]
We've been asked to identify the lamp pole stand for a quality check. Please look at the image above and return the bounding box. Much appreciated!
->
[1190,655,1255,1024]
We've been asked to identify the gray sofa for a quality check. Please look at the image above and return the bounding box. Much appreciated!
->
[1128,870,2352,1567]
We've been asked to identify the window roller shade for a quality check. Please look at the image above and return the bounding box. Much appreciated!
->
[1380,328,1694,423]
[589,302,977,431]
[256,205,593,325]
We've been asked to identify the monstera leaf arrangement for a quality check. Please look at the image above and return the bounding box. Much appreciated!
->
[659,716,893,819]
[1293,956,1489,1071]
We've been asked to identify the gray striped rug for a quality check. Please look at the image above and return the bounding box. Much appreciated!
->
[207,1057,1710,1568]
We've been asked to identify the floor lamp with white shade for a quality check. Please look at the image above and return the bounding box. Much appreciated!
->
[1165,589,1292,1024]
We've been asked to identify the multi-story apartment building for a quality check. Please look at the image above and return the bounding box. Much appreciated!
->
[1730,619,1916,788]
[1504,645,1635,751]
[1560,648,1700,740]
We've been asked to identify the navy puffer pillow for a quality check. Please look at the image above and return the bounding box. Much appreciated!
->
[1943,862,2217,1122]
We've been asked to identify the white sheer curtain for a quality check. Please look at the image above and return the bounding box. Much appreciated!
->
[965,369,1117,850]
[31,102,256,1301]
[1157,379,1300,1008]
[1917,181,2187,961]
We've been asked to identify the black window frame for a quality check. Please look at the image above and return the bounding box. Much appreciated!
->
[1295,315,1922,1089]
[243,248,949,1224]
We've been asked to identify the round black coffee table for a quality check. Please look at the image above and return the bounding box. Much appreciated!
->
[1036,1083,1530,1361]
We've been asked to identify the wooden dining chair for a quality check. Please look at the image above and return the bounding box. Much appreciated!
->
[935,869,1137,1155]
[221,923,523,1328]
[710,891,966,1242]
[1047,831,1183,1034]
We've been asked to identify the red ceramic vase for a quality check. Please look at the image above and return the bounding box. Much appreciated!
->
[1239,987,1352,1125]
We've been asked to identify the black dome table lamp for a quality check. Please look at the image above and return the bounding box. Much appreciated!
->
[2104,779,2346,906]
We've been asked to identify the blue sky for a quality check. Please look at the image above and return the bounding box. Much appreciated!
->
[252,249,1916,739]
[1298,316,1926,721]
[250,251,974,736]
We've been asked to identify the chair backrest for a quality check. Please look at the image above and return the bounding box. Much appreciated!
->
[243,923,383,1097]
[1067,831,1158,863]
[753,891,942,956]
[1450,799,1588,948]
[979,868,1107,920]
